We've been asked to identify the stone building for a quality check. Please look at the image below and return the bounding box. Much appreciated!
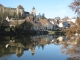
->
[0,4,24,17]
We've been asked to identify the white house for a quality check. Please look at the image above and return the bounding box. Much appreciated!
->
[63,22,70,28]
[66,19,76,23]
[58,21,70,28]
[58,22,63,28]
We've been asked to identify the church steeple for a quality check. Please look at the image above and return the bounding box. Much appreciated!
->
[30,6,36,16]
[29,48,35,56]
[32,6,35,9]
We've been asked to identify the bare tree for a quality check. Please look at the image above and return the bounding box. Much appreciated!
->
[69,0,80,17]
[61,1,80,60]
[62,0,80,37]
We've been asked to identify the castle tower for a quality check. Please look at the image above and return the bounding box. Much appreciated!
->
[17,5,24,17]
[30,7,36,16]
[0,4,4,13]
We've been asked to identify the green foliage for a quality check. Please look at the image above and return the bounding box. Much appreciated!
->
[37,13,42,19]
[5,28,10,31]
[15,20,33,31]
[41,13,46,19]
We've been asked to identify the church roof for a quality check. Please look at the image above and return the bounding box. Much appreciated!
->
[32,7,35,9]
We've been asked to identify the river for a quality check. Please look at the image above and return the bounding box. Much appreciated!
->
[0,34,78,60]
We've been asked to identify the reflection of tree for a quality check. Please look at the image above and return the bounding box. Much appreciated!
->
[0,47,13,57]
[60,36,80,60]
[15,36,33,47]
[16,20,33,31]
[41,45,45,50]
[0,45,13,60]
[0,36,10,53]
[61,0,80,60]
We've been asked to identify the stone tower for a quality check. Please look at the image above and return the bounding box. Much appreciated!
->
[30,7,36,16]
[0,4,4,13]
[17,5,24,16]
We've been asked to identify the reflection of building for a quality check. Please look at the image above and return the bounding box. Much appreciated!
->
[57,36,66,42]
[29,47,35,56]
[16,47,23,57]
[0,35,67,58]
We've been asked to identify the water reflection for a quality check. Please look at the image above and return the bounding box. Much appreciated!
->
[0,35,75,60]
[60,36,80,60]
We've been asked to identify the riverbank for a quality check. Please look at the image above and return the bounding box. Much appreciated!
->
[0,30,65,36]
[0,30,48,36]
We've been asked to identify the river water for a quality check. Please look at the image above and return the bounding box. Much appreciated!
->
[0,34,78,60]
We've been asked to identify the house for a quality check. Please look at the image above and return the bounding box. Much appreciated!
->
[67,19,76,23]
[39,19,54,30]
[58,21,70,28]
[25,16,42,31]
[5,16,34,31]
[30,19,51,31]
[63,22,70,28]
[31,22,42,31]
[49,19,59,29]
[58,21,63,28]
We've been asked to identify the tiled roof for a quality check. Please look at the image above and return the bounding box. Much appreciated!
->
[39,19,49,24]
[24,12,30,14]
[25,16,34,22]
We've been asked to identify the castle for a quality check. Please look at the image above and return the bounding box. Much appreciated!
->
[0,4,36,18]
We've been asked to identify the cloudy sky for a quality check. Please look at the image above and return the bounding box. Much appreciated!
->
[0,0,76,18]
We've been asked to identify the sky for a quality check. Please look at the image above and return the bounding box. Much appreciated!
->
[0,0,77,18]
